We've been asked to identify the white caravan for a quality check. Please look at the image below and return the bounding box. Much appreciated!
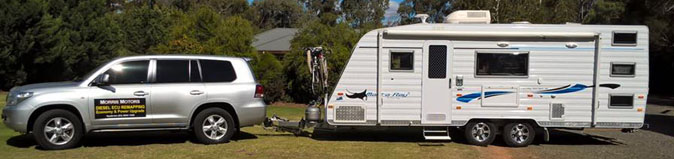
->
[325,10,648,147]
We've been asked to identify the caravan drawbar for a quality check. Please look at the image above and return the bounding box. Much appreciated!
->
[324,10,648,147]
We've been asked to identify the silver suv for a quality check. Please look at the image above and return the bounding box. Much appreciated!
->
[2,55,266,149]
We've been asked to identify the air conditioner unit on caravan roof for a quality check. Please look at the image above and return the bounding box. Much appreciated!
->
[444,10,491,24]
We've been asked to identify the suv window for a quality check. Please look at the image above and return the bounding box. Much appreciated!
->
[156,60,190,83]
[200,60,236,82]
[190,60,202,82]
[106,60,150,84]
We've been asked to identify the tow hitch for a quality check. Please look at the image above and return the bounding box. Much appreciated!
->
[262,47,332,136]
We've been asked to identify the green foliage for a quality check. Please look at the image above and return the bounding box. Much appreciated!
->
[398,0,452,24]
[152,7,256,57]
[583,0,626,24]
[341,0,389,28]
[0,0,48,89]
[301,0,340,26]
[252,53,285,103]
[249,0,304,30]
[0,0,124,89]
[282,21,360,103]
[115,5,172,55]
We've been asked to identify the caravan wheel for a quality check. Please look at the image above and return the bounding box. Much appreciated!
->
[464,121,496,146]
[502,122,535,147]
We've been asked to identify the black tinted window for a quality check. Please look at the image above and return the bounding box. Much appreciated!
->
[156,60,190,83]
[391,52,413,70]
[200,60,236,82]
[106,60,149,84]
[610,94,634,108]
[613,32,637,45]
[476,52,528,77]
[428,45,447,78]
[191,60,202,82]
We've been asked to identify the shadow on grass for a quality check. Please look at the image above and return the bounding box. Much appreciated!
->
[311,127,429,142]
[6,130,258,149]
[311,126,623,146]
[531,129,622,146]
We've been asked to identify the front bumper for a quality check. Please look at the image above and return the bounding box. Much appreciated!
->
[2,104,33,133]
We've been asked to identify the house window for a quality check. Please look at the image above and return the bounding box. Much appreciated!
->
[611,62,636,77]
[390,51,413,71]
[475,52,529,77]
[609,94,634,109]
[612,31,637,46]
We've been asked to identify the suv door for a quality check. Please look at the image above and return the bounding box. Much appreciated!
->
[150,59,206,126]
[88,60,153,127]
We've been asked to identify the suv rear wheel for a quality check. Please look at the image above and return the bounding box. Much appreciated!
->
[193,108,236,144]
[32,109,83,150]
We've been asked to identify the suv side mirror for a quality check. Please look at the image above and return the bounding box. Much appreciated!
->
[94,74,110,86]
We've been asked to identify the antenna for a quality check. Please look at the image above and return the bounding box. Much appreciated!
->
[414,14,430,24]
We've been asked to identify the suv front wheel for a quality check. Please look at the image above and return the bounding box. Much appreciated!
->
[193,108,236,144]
[32,109,83,150]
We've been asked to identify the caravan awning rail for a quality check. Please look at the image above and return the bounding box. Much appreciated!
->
[383,30,599,39]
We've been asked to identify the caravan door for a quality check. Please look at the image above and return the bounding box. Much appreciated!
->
[421,41,453,124]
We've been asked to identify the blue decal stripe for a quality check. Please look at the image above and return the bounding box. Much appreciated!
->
[457,91,513,103]
[457,93,482,103]
[538,84,589,94]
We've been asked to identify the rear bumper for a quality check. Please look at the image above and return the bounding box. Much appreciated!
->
[236,101,267,127]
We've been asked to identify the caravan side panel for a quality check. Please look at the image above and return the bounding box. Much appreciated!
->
[326,31,379,125]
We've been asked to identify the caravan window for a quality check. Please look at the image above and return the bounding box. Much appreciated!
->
[612,31,637,46]
[611,62,636,77]
[390,51,414,71]
[428,45,447,78]
[475,52,529,77]
[609,94,634,109]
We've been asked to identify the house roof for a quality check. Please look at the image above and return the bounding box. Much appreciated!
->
[253,28,299,52]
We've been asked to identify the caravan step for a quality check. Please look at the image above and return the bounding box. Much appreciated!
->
[423,127,452,140]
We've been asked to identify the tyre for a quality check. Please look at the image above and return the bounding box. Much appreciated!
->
[193,108,236,144]
[32,109,83,150]
[464,121,496,146]
[502,122,535,147]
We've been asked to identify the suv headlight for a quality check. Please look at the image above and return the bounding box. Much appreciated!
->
[7,92,33,106]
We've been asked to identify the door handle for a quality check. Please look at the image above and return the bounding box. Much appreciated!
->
[190,90,204,95]
[449,78,452,88]
[133,91,148,96]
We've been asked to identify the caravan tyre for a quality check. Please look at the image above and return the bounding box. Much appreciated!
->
[465,121,496,146]
[502,122,535,147]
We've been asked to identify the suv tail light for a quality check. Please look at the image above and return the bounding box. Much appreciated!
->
[254,84,264,98]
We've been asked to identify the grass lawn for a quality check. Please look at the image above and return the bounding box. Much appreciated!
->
[0,91,479,159]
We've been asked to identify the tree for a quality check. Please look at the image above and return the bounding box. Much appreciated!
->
[152,7,256,57]
[251,53,286,103]
[115,5,172,55]
[582,0,626,24]
[282,21,361,103]
[203,0,249,17]
[0,0,125,89]
[38,0,126,82]
[397,0,451,24]
[0,0,49,89]
[249,0,304,30]
[341,0,389,28]
[301,0,340,26]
